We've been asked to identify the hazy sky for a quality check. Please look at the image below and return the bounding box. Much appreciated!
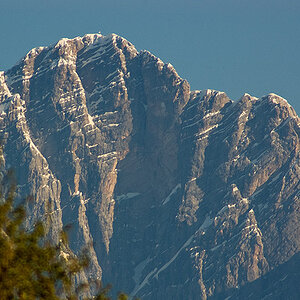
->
[1,0,299,112]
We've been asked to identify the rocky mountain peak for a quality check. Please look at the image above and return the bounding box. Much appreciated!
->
[0,33,299,299]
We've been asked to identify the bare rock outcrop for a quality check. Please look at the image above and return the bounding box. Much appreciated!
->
[0,33,299,299]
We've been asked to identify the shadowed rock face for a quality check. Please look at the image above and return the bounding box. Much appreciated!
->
[0,33,299,299]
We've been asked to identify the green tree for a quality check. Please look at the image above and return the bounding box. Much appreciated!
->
[0,177,128,300]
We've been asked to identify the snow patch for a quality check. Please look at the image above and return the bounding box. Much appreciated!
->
[130,268,157,298]
[86,143,98,149]
[133,257,152,286]
[202,111,220,120]
[188,177,197,183]
[210,244,222,252]
[97,151,117,159]
[195,124,219,137]
[251,188,263,198]
[199,215,213,231]
[268,173,282,184]
[130,215,213,296]
[153,234,195,280]
[115,192,140,202]
[162,184,181,205]
[153,215,213,279]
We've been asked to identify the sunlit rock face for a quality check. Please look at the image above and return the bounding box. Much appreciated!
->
[0,33,299,299]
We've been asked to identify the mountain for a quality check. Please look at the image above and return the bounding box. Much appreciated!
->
[0,33,299,299]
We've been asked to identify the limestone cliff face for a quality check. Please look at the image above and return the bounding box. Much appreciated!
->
[0,33,299,299]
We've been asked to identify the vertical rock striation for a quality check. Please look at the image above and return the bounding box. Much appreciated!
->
[0,33,299,299]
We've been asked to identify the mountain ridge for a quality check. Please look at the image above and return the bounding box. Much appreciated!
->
[0,33,299,299]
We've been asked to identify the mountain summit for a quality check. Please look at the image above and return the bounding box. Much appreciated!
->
[0,33,299,299]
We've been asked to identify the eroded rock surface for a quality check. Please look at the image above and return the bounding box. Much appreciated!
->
[0,33,299,299]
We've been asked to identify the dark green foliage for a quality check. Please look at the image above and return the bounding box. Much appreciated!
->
[0,181,70,299]
[0,177,129,300]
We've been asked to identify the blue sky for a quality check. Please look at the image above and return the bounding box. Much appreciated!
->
[1,0,299,112]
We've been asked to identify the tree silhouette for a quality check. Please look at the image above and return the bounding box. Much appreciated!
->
[0,174,129,300]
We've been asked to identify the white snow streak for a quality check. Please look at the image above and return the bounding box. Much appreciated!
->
[115,192,140,202]
[130,215,213,297]
[162,184,181,205]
